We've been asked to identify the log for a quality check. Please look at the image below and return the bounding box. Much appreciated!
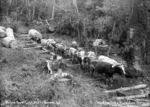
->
[9,40,19,49]
[2,27,19,49]
[113,92,150,100]
[40,51,50,54]
[104,84,148,93]
[141,103,150,107]
[0,26,6,30]
[97,101,150,107]
[6,28,15,39]
[0,27,6,38]
[2,39,19,49]
[2,37,15,48]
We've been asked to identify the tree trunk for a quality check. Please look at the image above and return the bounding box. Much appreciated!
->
[72,0,78,14]
[142,0,150,64]
[51,0,56,20]
[107,21,116,56]
[145,0,150,64]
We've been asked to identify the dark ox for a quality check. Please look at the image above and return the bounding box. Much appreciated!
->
[94,61,126,78]
[82,58,126,79]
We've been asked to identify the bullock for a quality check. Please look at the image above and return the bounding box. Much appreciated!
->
[75,50,86,69]
[52,55,64,71]
[67,47,85,66]
[93,39,106,47]
[82,51,96,65]
[66,47,78,63]
[93,39,107,55]
[80,59,126,84]
[55,43,67,56]
[98,55,126,75]
[82,57,95,76]
[53,54,63,63]
[82,55,126,80]
[2,28,19,49]
[76,50,86,62]
[47,39,56,46]
[86,51,96,59]
[98,55,118,65]
[71,41,78,49]
[80,51,96,73]
[41,39,48,46]
[28,29,42,43]
[46,39,56,52]
[94,61,126,78]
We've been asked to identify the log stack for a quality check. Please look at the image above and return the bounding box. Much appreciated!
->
[2,28,19,49]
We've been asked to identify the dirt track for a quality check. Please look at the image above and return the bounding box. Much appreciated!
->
[0,32,149,107]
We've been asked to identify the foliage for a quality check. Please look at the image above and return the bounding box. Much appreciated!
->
[0,0,149,63]
[0,0,131,39]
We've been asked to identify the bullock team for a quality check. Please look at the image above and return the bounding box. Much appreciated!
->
[29,29,127,83]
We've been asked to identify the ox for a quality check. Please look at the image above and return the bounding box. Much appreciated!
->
[71,41,78,49]
[98,55,126,75]
[28,29,42,43]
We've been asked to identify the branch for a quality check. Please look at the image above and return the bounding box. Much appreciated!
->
[97,101,150,107]
[104,84,148,93]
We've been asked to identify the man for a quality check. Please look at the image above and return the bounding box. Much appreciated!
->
[123,28,135,68]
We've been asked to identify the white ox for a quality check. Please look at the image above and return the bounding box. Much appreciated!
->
[76,50,86,61]
[93,39,107,55]
[67,47,78,63]
[87,51,96,59]
[28,29,42,42]
[47,39,56,45]
[46,39,56,51]
[98,55,126,75]
[93,39,106,47]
